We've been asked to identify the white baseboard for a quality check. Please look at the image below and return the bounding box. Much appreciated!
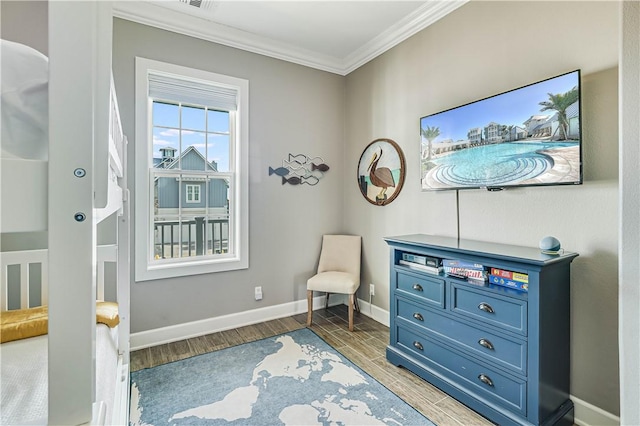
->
[572,395,620,426]
[357,297,390,327]
[131,299,618,426]
[130,296,386,350]
[130,295,336,350]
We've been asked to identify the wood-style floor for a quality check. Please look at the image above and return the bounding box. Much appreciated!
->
[130,305,494,426]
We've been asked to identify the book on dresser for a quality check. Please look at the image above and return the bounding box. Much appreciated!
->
[489,274,529,292]
[398,259,443,275]
[442,259,487,281]
[401,252,441,267]
[490,267,529,283]
[384,234,579,426]
[442,258,484,269]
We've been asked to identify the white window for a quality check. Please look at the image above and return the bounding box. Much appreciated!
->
[185,184,201,203]
[135,57,249,281]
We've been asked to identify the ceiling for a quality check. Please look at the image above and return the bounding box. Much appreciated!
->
[113,0,467,75]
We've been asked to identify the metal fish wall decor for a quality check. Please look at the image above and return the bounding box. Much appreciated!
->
[268,154,330,186]
[268,166,289,177]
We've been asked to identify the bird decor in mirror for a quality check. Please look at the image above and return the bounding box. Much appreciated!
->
[268,153,330,186]
[357,138,406,206]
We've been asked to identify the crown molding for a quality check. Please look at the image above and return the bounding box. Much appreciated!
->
[343,1,468,75]
[113,1,467,76]
[113,1,345,74]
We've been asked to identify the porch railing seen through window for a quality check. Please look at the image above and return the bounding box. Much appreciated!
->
[154,218,229,259]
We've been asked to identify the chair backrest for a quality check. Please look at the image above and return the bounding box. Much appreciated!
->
[317,235,361,279]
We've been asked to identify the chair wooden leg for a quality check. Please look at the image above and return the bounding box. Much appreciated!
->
[354,295,360,313]
[307,290,313,327]
[348,294,355,331]
[325,292,330,309]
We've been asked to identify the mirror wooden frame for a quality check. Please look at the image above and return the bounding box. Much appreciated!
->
[357,138,406,206]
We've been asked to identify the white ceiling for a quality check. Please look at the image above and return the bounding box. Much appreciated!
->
[113,0,467,75]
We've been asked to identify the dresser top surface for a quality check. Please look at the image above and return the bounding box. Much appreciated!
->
[384,234,578,266]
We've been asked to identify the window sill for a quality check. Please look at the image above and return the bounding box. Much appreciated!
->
[135,255,248,282]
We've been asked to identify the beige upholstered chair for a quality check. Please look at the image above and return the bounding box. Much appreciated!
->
[307,234,362,331]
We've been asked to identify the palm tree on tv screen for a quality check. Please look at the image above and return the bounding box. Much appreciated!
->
[421,126,440,161]
[539,86,578,140]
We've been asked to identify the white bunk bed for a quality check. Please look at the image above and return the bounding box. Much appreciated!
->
[0,42,124,232]
[0,248,125,425]
[0,2,130,425]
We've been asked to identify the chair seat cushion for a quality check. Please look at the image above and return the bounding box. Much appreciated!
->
[307,271,360,294]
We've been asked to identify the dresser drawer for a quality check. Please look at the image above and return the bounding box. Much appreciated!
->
[396,326,527,415]
[450,283,527,336]
[396,271,445,308]
[397,297,527,376]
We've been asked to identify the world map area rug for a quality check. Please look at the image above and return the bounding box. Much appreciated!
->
[130,328,435,425]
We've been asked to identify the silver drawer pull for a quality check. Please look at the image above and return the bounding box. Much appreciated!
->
[412,283,424,292]
[413,312,424,321]
[478,302,495,314]
[413,341,424,351]
[478,373,494,387]
[478,338,495,350]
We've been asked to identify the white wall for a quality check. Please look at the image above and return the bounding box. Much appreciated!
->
[344,1,620,417]
[113,19,346,333]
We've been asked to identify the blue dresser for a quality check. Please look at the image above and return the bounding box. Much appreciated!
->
[385,234,578,426]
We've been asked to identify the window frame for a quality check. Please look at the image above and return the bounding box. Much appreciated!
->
[185,183,201,203]
[135,57,249,281]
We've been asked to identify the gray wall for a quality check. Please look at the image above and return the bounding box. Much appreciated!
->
[0,1,48,55]
[112,18,346,333]
[344,1,619,416]
[619,3,640,423]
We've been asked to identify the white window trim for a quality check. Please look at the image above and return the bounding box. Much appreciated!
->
[135,57,248,281]
[185,184,201,203]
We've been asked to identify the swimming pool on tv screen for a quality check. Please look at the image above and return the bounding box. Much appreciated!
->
[426,141,579,188]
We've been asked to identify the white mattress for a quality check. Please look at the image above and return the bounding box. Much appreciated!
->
[0,324,118,426]
[0,39,49,161]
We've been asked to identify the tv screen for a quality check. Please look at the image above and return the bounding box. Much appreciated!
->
[420,70,582,191]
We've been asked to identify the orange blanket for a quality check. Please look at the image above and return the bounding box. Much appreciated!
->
[0,301,119,343]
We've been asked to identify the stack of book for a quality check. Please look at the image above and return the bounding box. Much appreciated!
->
[489,268,529,292]
[443,259,487,284]
[399,252,442,275]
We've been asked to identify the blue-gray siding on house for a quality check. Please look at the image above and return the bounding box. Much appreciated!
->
[155,146,227,210]
[157,178,227,209]
[178,150,213,171]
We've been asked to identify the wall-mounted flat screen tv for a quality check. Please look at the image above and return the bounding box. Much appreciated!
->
[420,70,582,191]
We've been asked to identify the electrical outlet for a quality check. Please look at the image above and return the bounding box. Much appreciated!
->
[254,286,263,301]
[370,283,375,296]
